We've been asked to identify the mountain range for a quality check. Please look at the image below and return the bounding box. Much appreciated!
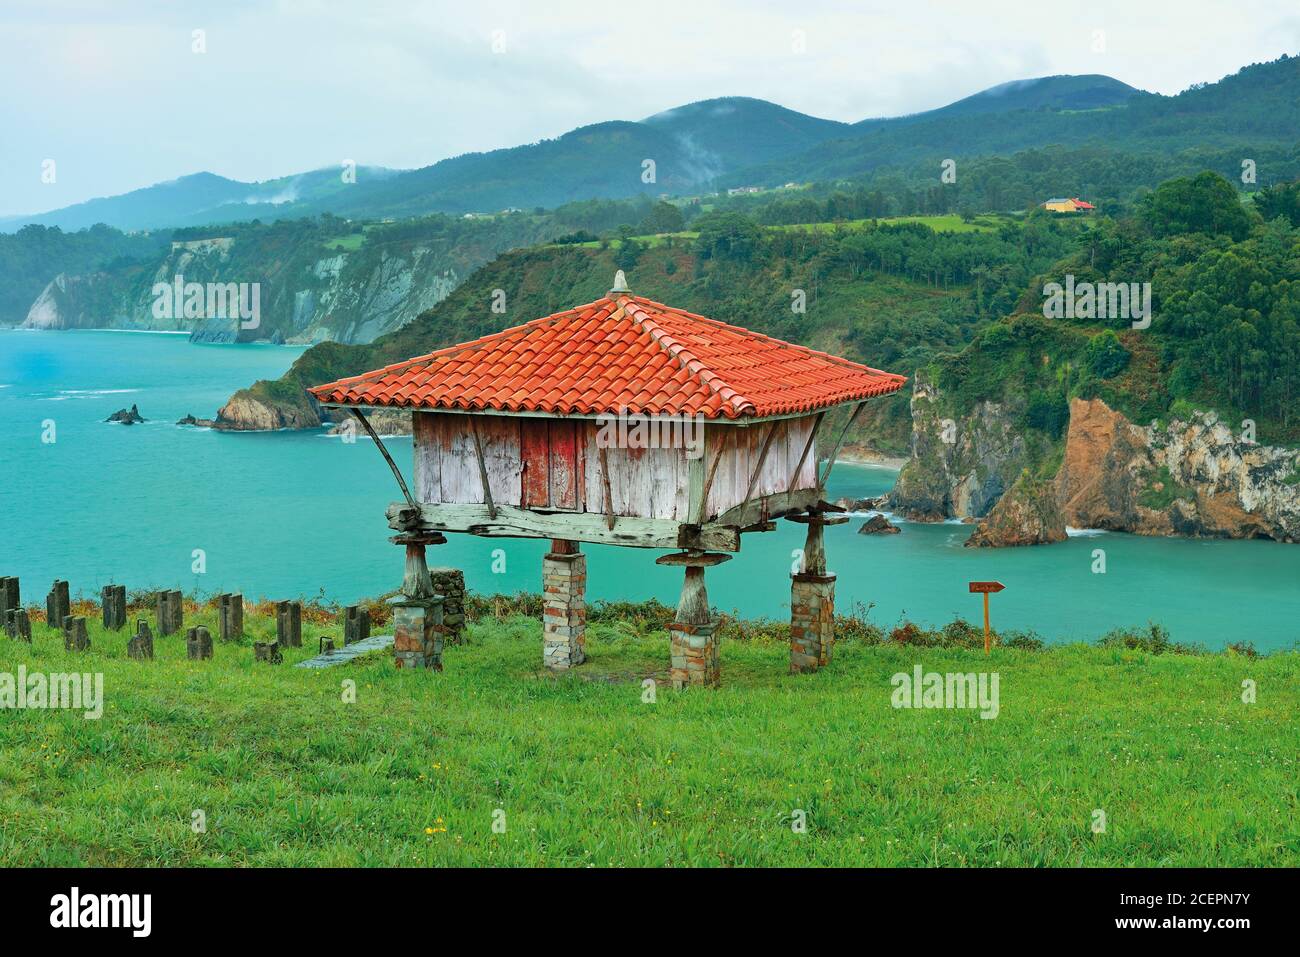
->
[0,73,1149,233]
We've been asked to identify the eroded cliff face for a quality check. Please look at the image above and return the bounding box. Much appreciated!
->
[888,373,1027,521]
[20,236,461,345]
[896,384,1300,545]
[1056,398,1300,542]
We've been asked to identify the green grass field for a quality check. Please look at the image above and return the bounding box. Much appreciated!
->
[1,605,1295,867]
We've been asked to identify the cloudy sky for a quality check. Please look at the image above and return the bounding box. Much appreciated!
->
[1,0,1297,215]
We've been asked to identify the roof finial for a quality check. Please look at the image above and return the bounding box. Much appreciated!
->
[609,269,630,295]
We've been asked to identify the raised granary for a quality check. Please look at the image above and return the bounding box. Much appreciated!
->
[310,272,905,684]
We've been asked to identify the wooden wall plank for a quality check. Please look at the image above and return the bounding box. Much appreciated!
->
[548,420,578,510]
[520,419,550,508]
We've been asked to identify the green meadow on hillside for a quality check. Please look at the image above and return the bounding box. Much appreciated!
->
[1,601,1294,867]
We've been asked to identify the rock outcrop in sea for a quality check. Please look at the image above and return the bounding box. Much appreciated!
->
[106,404,145,425]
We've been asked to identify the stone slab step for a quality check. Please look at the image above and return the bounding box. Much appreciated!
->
[295,634,394,669]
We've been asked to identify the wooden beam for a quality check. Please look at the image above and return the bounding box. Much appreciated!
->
[740,420,781,506]
[714,487,824,528]
[468,416,497,520]
[788,410,825,493]
[598,445,615,530]
[695,425,729,524]
[351,408,418,510]
[386,502,740,552]
[818,401,866,489]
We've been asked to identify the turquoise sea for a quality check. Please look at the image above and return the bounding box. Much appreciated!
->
[2,329,1298,649]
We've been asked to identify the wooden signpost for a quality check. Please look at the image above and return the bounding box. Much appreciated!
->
[968,581,1006,654]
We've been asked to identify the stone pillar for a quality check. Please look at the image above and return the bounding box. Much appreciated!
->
[343,605,370,645]
[787,511,846,674]
[391,531,447,670]
[217,593,244,642]
[542,541,586,670]
[157,590,183,636]
[186,626,213,660]
[5,609,32,642]
[63,615,90,652]
[659,550,731,689]
[128,620,154,660]
[0,577,20,619]
[790,573,836,673]
[102,584,127,631]
[276,600,302,647]
[46,580,70,631]
[392,599,445,670]
[430,567,467,645]
[254,641,283,664]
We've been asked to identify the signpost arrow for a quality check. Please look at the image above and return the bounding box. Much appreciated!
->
[969,581,1006,653]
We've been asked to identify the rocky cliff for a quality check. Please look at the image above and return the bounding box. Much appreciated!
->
[965,471,1068,547]
[1055,398,1300,542]
[20,234,463,345]
[888,372,1028,521]
[896,383,1300,544]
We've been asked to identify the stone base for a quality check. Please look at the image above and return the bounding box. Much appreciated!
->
[790,573,835,674]
[392,598,445,670]
[670,619,720,688]
[430,567,467,645]
[543,552,586,670]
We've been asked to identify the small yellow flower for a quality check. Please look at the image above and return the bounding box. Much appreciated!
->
[425,827,433,835]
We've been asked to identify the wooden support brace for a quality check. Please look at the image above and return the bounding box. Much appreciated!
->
[788,410,825,492]
[741,421,781,506]
[598,446,616,531]
[468,416,497,520]
[695,425,729,524]
[818,401,867,489]
[351,408,419,511]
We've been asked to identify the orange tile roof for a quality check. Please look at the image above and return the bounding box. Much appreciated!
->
[310,294,907,419]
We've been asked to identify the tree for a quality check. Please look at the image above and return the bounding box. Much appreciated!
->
[1084,329,1130,379]
[1141,171,1254,241]
[693,212,764,262]
[637,201,685,234]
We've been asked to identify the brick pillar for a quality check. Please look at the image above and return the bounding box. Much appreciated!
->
[670,618,719,688]
[542,542,586,670]
[390,531,447,670]
[660,551,730,689]
[790,572,836,673]
[788,511,844,674]
[392,598,445,670]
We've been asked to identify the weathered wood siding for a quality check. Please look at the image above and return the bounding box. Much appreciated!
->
[581,435,690,520]
[413,411,819,521]
[414,412,524,506]
[704,415,818,519]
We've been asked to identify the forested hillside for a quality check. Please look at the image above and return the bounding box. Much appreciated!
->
[0,224,169,325]
[218,212,1084,445]
[927,172,1300,454]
